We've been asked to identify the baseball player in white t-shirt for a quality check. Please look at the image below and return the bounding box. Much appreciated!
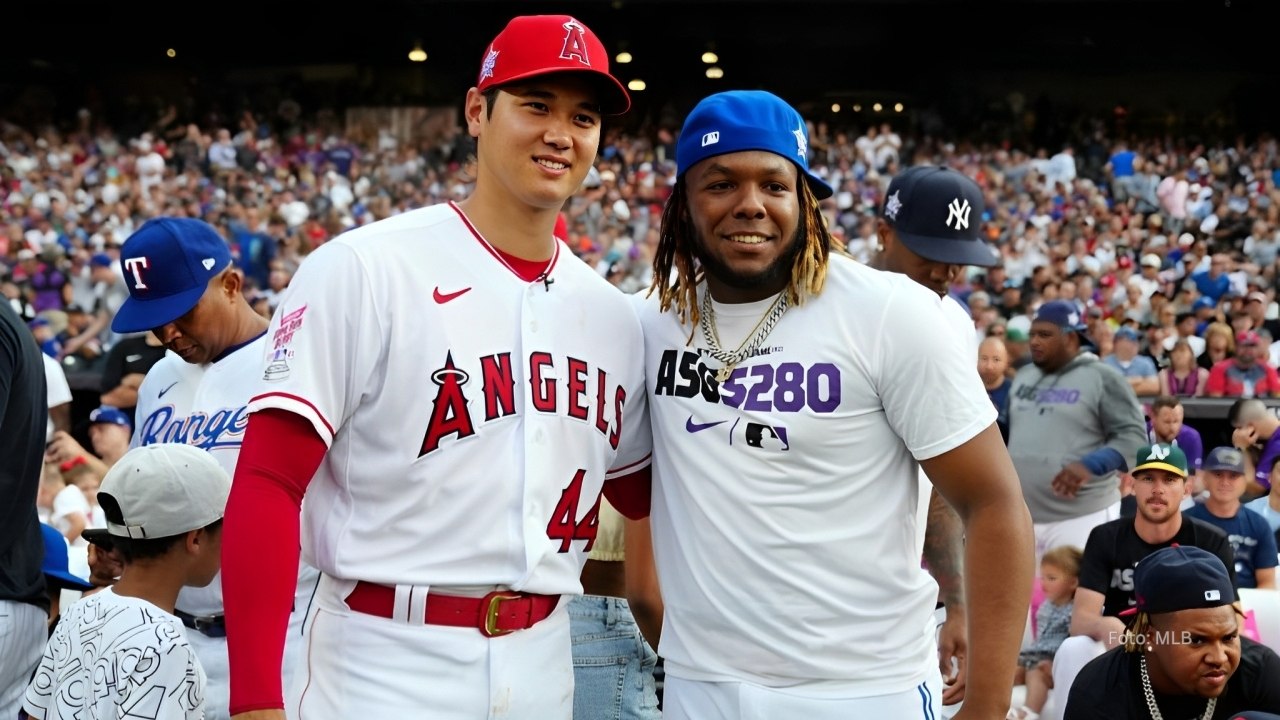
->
[634,90,1033,719]
[872,164,1004,708]
[110,217,318,720]
[219,15,650,720]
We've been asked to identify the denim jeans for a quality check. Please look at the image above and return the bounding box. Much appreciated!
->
[569,595,661,719]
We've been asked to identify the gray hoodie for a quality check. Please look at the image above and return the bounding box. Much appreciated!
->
[1008,353,1147,523]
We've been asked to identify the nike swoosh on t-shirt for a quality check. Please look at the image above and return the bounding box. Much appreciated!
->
[685,416,727,433]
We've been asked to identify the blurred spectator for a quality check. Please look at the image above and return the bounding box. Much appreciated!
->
[36,463,88,547]
[1164,311,1206,356]
[1147,395,1205,478]
[1206,331,1280,398]
[1158,339,1208,397]
[98,332,167,425]
[1226,399,1279,499]
[1199,321,1236,370]
[1185,447,1277,589]
[978,336,1011,443]
[1102,326,1158,396]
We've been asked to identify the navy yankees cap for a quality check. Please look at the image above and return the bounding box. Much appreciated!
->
[1122,545,1235,616]
[676,90,833,200]
[1203,446,1245,474]
[112,218,232,333]
[882,166,998,267]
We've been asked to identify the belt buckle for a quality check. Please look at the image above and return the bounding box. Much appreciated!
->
[480,591,521,638]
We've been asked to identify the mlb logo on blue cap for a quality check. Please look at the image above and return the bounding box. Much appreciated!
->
[111,218,231,334]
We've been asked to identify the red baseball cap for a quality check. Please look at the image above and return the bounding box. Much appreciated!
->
[476,15,630,115]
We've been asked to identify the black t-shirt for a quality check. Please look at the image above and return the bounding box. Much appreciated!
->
[0,301,50,609]
[99,334,168,422]
[1064,638,1280,719]
[1079,516,1238,617]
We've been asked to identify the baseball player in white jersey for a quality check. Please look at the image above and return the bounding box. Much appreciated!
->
[633,90,1032,719]
[220,15,650,720]
[872,164,1004,709]
[111,217,319,720]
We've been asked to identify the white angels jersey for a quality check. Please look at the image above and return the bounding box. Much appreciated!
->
[24,588,205,720]
[131,337,265,616]
[246,202,650,596]
[636,253,995,696]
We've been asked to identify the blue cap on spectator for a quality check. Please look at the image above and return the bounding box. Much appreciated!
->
[1115,326,1141,342]
[40,523,93,591]
[1192,296,1216,312]
[89,405,133,429]
[28,317,49,330]
[1122,545,1234,617]
[111,218,231,333]
[881,165,999,268]
[89,253,113,268]
[1034,300,1095,348]
[1203,446,1245,474]
[676,90,833,199]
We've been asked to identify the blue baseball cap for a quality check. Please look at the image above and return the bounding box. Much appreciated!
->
[89,252,113,268]
[1115,326,1141,342]
[1203,446,1245,474]
[675,90,833,200]
[111,218,231,333]
[90,405,132,429]
[1192,296,1216,312]
[1034,300,1096,349]
[40,523,93,591]
[1123,545,1235,616]
[881,165,999,268]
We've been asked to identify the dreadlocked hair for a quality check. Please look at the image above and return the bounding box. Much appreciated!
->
[649,175,835,328]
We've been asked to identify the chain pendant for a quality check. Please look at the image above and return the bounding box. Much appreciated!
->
[716,365,733,383]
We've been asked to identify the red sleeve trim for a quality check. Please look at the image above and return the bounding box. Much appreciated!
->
[251,391,337,438]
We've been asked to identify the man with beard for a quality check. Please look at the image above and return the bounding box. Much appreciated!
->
[630,90,1033,719]
[1008,299,1147,567]
[1052,443,1237,705]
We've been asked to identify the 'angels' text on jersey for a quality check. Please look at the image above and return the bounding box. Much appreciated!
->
[421,350,626,455]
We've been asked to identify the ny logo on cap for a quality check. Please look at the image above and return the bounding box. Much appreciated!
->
[793,123,807,159]
[1149,444,1170,460]
[946,198,971,230]
[559,19,589,64]
[124,256,150,290]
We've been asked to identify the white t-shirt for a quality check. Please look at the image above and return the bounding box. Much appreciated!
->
[43,353,72,442]
[24,588,205,720]
[246,202,651,595]
[47,484,90,542]
[637,254,995,696]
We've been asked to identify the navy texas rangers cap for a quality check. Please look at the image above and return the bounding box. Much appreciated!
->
[476,15,630,115]
[111,217,232,334]
[676,90,834,200]
[1121,545,1235,616]
[881,165,999,267]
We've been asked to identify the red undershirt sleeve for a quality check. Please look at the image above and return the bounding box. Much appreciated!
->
[223,408,328,715]
[603,466,652,520]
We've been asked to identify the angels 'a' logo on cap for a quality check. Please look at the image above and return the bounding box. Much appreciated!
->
[480,46,499,81]
[884,190,902,220]
[559,18,589,64]
[792,123,807,159]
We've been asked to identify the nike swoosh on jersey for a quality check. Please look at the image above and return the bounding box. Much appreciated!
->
[126,354,142,362]
[158,381,179,399]
[685,416,727,433]
[433,286,472,304]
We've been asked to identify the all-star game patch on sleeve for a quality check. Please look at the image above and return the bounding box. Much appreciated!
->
[247,241,384,446]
